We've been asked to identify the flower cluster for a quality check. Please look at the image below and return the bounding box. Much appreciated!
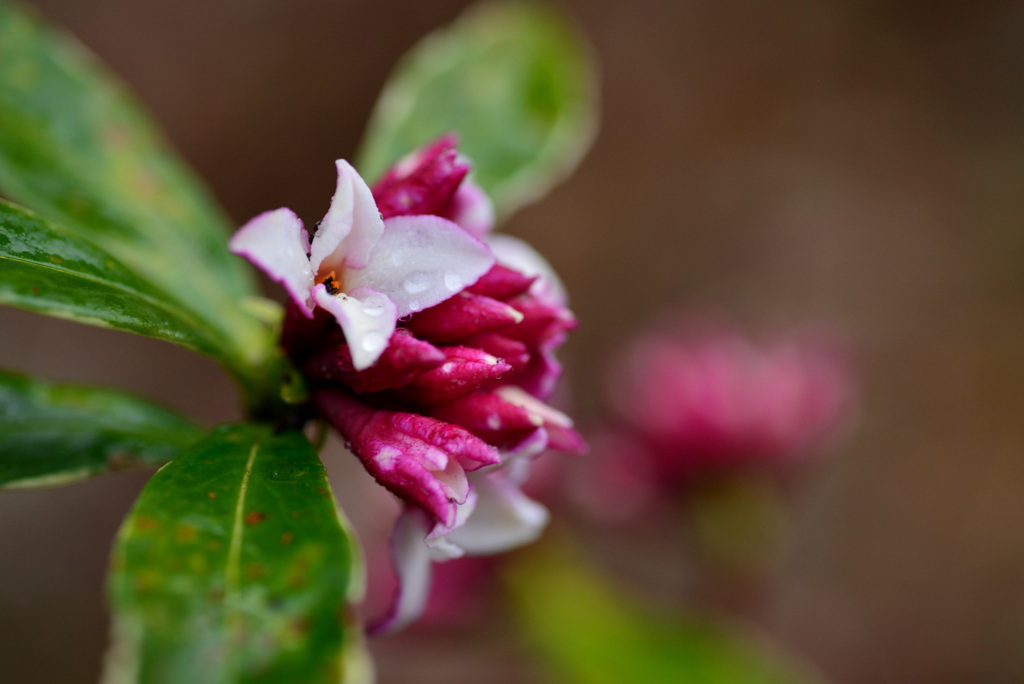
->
[230,136,582,632]
[553,319,855,522]
[609,320,853,472]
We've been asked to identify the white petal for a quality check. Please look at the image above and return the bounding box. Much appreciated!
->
[346,215,495,318]
[310,160,384,275]
[487,233,568,306]
[479,427,549,475]
[369,508,433,636]
[426,488,478,560]
[443,474,549,555]
[229,208,314,313]
[502,443,540,485]
[503,427,550,461]
[431,452,471,506]
[425,536,464,561]
[311,284,396,370]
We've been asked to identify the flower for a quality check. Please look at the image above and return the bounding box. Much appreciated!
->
[230,136,582,633]
[229,150,495,371]
[528,318,856,528]
[607,320,855,478]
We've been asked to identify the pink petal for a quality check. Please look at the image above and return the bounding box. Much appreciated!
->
[466,264,537,300]
[380,133,460,181]
[368,507,433,636]
[372,137,469,220]
[396,346,513,406]
[316,394,459,524]
[301,328,445,393]
[312,284,397,371]
[501,428,552,465]
[430,390,542,447]
[511,338,566,401]
[502,293,578,344]
[443,474,549,555]
[310,159,384,275]
[425,384,578,454]
[464,333,531,372]
[545,424,588,454]
[228,208,314,314]
[370,134,494,236]
[495,385,574,429]
[345,215,495,318]
[315,390,498,525]
[280,302,342,361]
[446,178,494,239]
[405,292,524,344]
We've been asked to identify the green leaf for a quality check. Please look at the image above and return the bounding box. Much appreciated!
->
[0,199,233,358]
[356,1,599,221]
[0,4,272,374]
[0,369,202,489]
[507,541,828,684]
[105,424,369,684]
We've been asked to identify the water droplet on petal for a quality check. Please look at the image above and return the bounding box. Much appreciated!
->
[443,271,464,292]
[403,271,431,294]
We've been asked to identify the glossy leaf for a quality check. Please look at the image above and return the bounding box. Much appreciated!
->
[105,424,368,684]
[0,4,271,374]
[356,1,599,221]
[508,542,828,684]
[0,199,231,357]
[0,369,202,489]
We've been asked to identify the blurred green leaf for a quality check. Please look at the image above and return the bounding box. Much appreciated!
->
[105,424,369,684]
[0,199,235,358]
[357,1,598,221]
[0,3,273,378]
[508,541,828,684]
[0,369,202,489]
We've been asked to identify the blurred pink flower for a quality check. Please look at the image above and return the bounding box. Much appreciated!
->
[232,136,582,633]
[608,320,855,482]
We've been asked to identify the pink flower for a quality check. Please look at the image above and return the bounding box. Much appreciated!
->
[230,136,582,633]
[609,320,855,480]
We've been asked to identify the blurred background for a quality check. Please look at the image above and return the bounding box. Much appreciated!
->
[3,0,1024,682]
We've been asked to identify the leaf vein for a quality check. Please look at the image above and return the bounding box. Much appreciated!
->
[224,440,259,629]
[0,250,222,350]
[0,251,197,318]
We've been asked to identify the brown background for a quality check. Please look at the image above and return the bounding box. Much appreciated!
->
[3,1,1024,682]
